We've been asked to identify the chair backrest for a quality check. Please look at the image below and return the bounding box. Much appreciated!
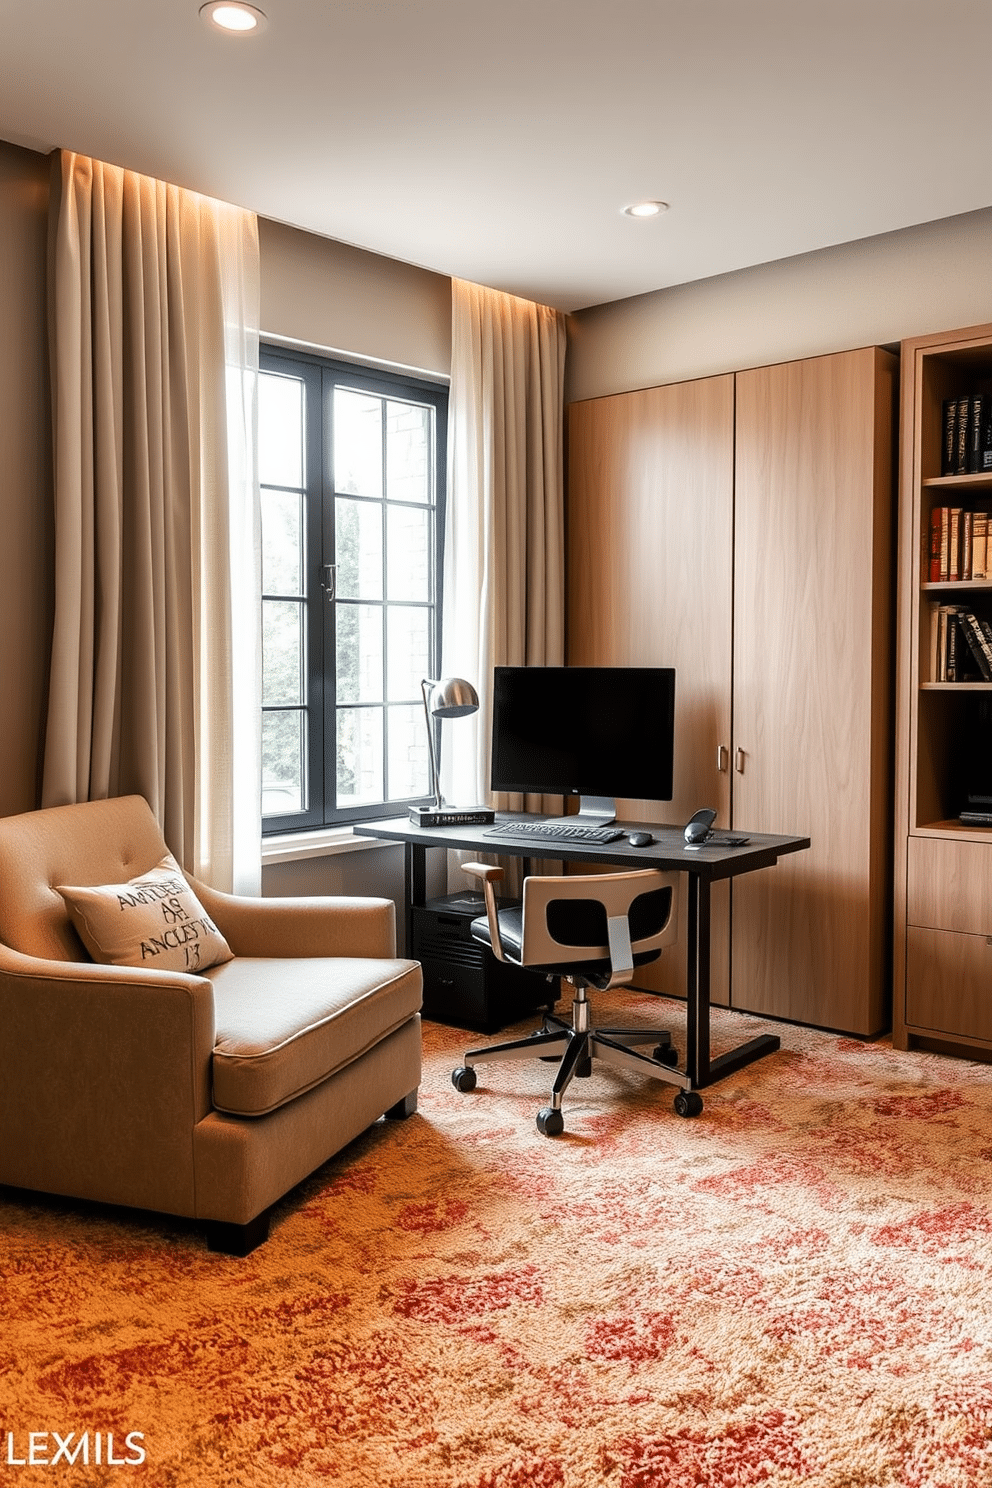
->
[518,869,677,971]
[0,795,169,961]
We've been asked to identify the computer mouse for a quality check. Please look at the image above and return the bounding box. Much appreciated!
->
[627,831,655,847]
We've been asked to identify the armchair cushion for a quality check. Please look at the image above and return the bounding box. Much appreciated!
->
[208,956,422,1117]
[57,855,234,975]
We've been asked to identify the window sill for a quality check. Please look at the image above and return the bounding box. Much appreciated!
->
[261,825,400,866]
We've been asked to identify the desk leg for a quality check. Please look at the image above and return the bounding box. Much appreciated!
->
[404,842,426,958]
[685,873,711,1088]
[686,870,781,1091]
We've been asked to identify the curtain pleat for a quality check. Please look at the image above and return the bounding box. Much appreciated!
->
[440,279,566,889]
[43,151,261,892]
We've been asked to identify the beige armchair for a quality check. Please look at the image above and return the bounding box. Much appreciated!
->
[0,795,422,1254]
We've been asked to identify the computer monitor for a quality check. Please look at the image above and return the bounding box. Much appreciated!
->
[490,665,676,825]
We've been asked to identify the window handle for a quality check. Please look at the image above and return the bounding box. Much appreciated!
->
[320,564,337,602]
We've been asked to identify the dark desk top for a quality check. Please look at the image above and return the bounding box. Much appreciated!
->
[355,814,810,883]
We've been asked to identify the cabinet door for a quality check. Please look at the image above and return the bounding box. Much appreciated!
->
[731,349,895,1033]
[566,376,734,1004]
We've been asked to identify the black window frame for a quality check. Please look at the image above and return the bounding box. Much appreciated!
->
[260,344,447,836]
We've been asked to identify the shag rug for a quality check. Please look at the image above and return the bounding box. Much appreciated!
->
[5,994,992,1487]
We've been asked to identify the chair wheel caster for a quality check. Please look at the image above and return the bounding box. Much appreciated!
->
[674,1090,703,1118]
[536,1107,564,1137]
[451,1066,477,1093]
[654,1043,679,1066]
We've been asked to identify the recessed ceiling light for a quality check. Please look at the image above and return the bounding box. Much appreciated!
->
[622,201,669,219]
[199,2,268,34]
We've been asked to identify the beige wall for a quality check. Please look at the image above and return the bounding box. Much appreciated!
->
[0,142,52,818]
[259,216,450,379]
[566,206,992,404]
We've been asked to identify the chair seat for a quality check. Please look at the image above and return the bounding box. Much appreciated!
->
[208,957,422,1117]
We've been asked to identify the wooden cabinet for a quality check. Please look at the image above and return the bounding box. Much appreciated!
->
[566,347,897,1035]
[567,375,735,1005]
[894,323,992,1055]
[731,349,897,1034]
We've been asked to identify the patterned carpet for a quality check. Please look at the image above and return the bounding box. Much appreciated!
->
[5,993,992,1487]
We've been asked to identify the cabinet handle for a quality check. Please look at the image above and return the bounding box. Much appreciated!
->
[716,744,728,773]
[735,748,746,774]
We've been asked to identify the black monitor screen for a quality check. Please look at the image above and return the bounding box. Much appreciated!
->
[490,666,675,805]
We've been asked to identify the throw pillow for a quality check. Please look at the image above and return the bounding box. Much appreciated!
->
[57,854,233,975]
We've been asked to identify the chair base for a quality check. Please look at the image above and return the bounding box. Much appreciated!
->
[454,985,695,1133]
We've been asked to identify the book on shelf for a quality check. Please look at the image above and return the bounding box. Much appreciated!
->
[933,605,956,681]
[949,507,962,581]
[967,395,987,475]
[928,505,992,583]
[956,394,971,475]
[938,505,953,581]
[956,609,992,682]
[942,399,957,476]
[929,506,943,581]
[930,604,992,683]
[938,391,992,475]
[974,511,988,579]
[962,510,974,580]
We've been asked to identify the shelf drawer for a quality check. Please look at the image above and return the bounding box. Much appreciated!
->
[906,925,992,1040]
[907,836,992,935]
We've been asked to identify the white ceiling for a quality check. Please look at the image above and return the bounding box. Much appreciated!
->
[2,0,992,313]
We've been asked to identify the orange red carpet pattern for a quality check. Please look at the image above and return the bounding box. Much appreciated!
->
[5,995,992,1486]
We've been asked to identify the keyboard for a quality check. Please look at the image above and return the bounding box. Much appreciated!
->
[484,820,626,845]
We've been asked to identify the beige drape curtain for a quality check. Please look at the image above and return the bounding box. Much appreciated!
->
[43,151,262,892]
[440,280,566,882]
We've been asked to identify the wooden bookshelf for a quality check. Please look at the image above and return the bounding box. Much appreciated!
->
[894,323,992,1056]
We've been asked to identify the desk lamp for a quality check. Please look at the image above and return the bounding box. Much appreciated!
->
[409,677,495,827]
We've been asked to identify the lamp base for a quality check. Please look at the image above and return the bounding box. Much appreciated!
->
[408,805,495,828]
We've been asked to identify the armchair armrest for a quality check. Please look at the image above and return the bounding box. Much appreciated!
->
[187,879,398,960]
[0,942,215,1215]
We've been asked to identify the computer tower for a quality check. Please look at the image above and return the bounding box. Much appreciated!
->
[411,891,558,1033]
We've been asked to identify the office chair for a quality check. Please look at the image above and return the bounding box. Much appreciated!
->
[451,862,699,1135]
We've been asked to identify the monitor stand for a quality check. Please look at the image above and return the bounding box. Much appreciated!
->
[546,795,616,828]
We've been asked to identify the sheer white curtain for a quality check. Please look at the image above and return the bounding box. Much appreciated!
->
[440,279,566,855]
[43,151,262,893]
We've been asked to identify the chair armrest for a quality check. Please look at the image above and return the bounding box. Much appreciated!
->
[186,878,398,959]
[0,942,216,1214]
[461,862,507,962]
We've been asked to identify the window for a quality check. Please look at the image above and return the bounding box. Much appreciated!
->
[259,346,447,832]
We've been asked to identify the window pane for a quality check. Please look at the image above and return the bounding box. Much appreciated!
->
[336,602,383,703]
[335,389,382,498]
[387,400,432,504]
[262,489,303,596]
[263,600,304,705]
[262,710,306,815]
[386,605,429,702]
[337,706,383,806]
[387,703,429,800]
[259,372,303,489]
[386,505,430,602]
[336,497,382,600]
